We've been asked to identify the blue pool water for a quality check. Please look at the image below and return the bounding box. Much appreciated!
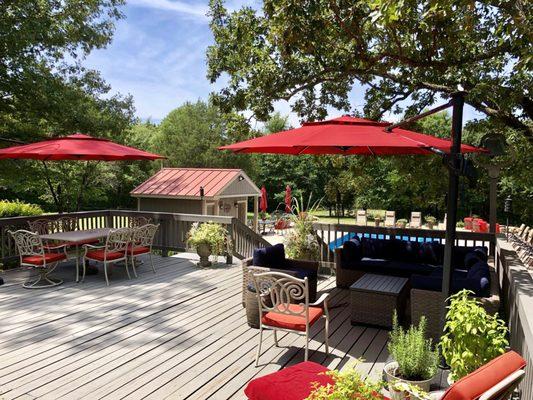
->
[328,232,440,251]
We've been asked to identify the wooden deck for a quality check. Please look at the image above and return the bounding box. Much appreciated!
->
[0,254,444,399]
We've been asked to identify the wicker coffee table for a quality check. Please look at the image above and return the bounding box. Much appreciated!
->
[350,273,409,329]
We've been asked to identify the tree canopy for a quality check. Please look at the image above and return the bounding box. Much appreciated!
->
[207,0,532,140]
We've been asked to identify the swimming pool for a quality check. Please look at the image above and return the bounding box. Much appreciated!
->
[328,232,440,251]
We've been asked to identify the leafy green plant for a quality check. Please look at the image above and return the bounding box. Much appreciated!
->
[388,314,439,381]
[306,361,385,400]
[440,290,508,381]
[390,381,431,400]
[367,209,386,221]
[285,193,321,260]
[0,200,43,218]
[396,219,408,226]
[456,221,465,228]
[424,216,437,224]
[187,222,229,255]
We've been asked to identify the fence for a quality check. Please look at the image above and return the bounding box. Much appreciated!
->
[0,209,269,265]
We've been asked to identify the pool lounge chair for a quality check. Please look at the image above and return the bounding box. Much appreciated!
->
[410,211,422,228]
[356,210,367,226]
[384,210,395,227]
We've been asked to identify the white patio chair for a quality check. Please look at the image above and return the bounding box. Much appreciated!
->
[82,228,131,286]
[410,211,422,228]
[129,223,159,277]
[249,269,329,366]
[356,209,367,226]
[128,215,153,228]
[8,229,67,288]
[384,211,396,227]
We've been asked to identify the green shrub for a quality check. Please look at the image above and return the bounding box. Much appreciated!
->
[388,314,439,381]
[367,209,386,221]
[440,290,508,381]
[424,215,437,224]
[187,222,229,255]
[0,200,43,218]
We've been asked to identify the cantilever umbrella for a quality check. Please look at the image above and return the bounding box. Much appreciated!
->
[221,109,488,339]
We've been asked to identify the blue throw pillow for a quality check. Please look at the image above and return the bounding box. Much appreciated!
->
[466,261,490,297]
[342,237,362,264]
[464,251,483,269]
[252,243,286,267]
[419,242,443,265]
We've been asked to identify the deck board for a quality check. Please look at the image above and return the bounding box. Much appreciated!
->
[0,253,416,399]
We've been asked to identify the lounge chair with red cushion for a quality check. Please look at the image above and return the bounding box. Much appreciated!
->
[244,351,526,400]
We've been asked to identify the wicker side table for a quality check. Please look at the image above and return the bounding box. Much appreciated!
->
[350,274,409,329]
[245,288,261,328]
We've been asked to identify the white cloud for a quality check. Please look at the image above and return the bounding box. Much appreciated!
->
[128,0,208,19]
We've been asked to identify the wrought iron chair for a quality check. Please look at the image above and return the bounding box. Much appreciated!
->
[128,216,153,228]
[8,229,67,288]
[82,228,131,286]
[128,223,159,277]
[249,269,329,366]
[28,219,57,235]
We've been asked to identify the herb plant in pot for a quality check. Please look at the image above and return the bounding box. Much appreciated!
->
[396,219,408,229]
[187,222,229,267]
[440,290,508,383]
[424,216,436,229]
[384,314,439,399]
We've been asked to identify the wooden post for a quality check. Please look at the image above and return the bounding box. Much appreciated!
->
[488,165,500,255]
[253,196,259,232]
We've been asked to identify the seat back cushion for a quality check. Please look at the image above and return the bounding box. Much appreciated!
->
[419,242,444,265]
[361,238,389,259]
[342,237,362,265]
[253,243,286,268]
[244,361,333,400]
[441,351,526,400]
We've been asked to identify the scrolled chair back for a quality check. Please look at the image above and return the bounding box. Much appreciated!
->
[249,270,309,318]
[8,229,44,258]
[28,219,57,235]
[131,223,159,247]
[105,228,131,253]
[128,216,153,228]
[56,216,78,232]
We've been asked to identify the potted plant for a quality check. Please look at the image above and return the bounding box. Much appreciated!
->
[187,222,229,267]
[307,362,386,400]
[440,290,508,383]
[285,194,321,261]
[424,215,436,229]
[396,219,408,229]
[374,216,382,227]
[384,314,439,397]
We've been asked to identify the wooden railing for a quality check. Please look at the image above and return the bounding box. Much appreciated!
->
[312,222,495,264]
[0,209,268,265]
[495,237,533,399]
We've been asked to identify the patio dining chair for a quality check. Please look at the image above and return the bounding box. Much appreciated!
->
[28,218,58,235]
[128,223,159,277]
[82,228,131,286]
[128,215,153,228]
[356,209,367,226]
[249,270,329,366]
[410,211,422,228]
[8,229,67,288]
[384,210,396,227]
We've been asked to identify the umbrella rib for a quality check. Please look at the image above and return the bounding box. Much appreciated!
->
[367,146,375,156]
[297,146,309,155]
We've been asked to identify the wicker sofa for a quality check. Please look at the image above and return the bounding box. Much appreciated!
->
[241,244,319,307]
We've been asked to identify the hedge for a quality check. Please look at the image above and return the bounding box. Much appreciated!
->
[0,200,44,218]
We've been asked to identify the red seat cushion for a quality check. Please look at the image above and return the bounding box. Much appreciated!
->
[22,252,67,265]
[128,245,150,255]
[85,249,125,262]
[244,361,334,400]
[441,351,526,400]
[261,304,323,331]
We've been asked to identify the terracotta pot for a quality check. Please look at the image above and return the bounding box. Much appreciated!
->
[374,219,381,227]
[397,222,406,229]
[384,362,434,400]
[196,243,212,267]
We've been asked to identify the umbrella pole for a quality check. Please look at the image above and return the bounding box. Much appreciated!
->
[41,161,62,213]
[440,92,465,364]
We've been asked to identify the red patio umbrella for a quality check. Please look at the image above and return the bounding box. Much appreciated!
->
[284,185,292,213]
[220,116,484,155]
[0,133,164,161]
[259,186,268,213]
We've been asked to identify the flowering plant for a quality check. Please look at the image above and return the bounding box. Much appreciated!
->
[284,193,321,260]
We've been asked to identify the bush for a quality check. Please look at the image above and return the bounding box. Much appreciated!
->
[388,314,439,381]
[0,200,43,218]
[440,290,508,381]
[187,222,229,255]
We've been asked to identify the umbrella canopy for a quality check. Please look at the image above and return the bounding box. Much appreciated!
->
[220,116,485,155]
[0,133,165,161]
[260,186,268,212]
[285,185,292,213]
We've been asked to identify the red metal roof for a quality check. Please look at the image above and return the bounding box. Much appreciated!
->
[131,168,245,198]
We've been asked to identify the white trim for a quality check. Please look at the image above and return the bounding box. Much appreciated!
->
[132,193,258,200]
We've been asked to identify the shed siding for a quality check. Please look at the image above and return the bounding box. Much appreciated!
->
[139,198,202,214]
[220,178,260,197]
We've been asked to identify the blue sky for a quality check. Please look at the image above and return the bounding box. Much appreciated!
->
[84,0,485,126]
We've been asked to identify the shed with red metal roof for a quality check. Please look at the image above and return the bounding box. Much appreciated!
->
[131,168,261,229]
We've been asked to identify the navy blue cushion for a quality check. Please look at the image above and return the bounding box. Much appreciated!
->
[342,237,362,264]
[419,242,444,265]
[466,261,491,297]
[464,251,484,269]
[361,238,389,259]
[289,268,318,280]
[411,272,468,293]
[386,260,436,276]
[252,244,286,267]
[388,239,421,262]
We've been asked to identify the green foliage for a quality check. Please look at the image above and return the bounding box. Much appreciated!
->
[187,222,229,255]
[456,221,465,228]
[440,290,509,381]
[424,216,437,224]
[284,194,321,261]
[0,200,43,218]
[388,314,439,381]
[306,361,385,400]
[208,0,532,140]
[397,219,408,224]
